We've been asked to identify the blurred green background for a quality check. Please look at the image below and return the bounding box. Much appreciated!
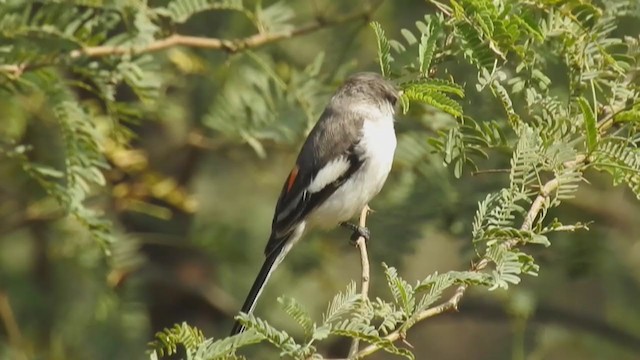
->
[1,1,640,359]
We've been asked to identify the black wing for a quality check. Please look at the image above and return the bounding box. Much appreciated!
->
[264,106,365,257]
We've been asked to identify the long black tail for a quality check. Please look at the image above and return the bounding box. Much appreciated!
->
[229,247,283,335]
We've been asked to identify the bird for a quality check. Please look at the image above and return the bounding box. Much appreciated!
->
[230,72,399,335]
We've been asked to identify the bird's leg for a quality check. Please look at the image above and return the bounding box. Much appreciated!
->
[340,222,370,244]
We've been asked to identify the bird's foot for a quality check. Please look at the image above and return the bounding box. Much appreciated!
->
[340,222,370,244]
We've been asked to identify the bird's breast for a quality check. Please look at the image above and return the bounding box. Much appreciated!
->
[308,114,396,228]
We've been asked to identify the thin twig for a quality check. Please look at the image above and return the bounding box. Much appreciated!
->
[356,205,372,299]
[471,168,510,176]
[0,292,26,360]
[348,205,372,358]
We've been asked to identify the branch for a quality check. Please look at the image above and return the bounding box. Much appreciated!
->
[1,5,380,77]
[348,205,371,358]
[80,8,372,57]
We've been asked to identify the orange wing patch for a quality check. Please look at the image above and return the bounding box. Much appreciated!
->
[286,165,299,193]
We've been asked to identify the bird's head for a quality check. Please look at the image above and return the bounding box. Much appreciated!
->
[332,72,399,114]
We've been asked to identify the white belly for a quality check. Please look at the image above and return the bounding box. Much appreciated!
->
[307,115,396,228]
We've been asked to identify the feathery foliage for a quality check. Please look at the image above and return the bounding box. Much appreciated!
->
[202,1,640,358]
[149,322,206,358]
[2,0,639,358]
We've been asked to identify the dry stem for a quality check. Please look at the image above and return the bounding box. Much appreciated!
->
[348,205,372,358]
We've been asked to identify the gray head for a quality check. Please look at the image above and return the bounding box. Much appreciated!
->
[331,72,399,111]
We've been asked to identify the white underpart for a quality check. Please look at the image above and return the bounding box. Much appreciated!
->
[308,157,351,193]
[307,105,396,228]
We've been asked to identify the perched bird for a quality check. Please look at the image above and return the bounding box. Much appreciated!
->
[230,72,399,335]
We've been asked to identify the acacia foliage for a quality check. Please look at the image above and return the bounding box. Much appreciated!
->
[147,1,639,359]
[1,0,639,359]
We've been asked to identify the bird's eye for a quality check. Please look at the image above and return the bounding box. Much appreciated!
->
[387,93,398,106]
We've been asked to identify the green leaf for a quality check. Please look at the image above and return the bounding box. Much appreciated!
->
[413,273,454,312]
[30,164,64,178]
[236,313,302,355]
[322,281,360,324]
[311,324,331,341]
[148,322,205,357]
[529,233,551,246]
[383,264,415,316]
[403,86,463,117]
[592,138,640,199]
[418,24,438,76]
[255,1,294,33]
[404,78,465,97]
[489,79,522,127]
[401,28,418,45]
[194,330,263,359]
[578,96,598,152]
[164,0,244,23]
[332,327,415,360]
[278,296,314,338]
[370,21,393,76]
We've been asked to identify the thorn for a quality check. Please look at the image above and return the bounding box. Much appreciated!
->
[452,299,461,312]
[399,333,414,349]
[469,259,481,271]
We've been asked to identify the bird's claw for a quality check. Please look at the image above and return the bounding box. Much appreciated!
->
[340,222,370,244]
